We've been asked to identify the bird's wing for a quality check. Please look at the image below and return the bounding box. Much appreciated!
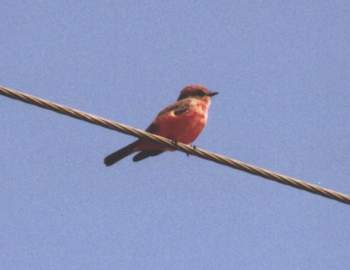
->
[157,99,191,117]
[145,99,191,133]
[146,122,159,133]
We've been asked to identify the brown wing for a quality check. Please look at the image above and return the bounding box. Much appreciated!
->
[145,99,191,133]
[146,122,159,133]
[157,99,191,117]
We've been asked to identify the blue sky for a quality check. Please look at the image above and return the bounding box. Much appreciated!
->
[1,1,350,269]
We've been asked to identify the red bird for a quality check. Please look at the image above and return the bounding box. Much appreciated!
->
[104,84,218,166]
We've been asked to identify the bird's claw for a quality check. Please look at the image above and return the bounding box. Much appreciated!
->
[186,144,197,156]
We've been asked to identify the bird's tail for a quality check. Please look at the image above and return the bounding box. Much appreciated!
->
[104,141,138,166]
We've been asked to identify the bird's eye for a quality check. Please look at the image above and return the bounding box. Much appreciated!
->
[195,90,205,97]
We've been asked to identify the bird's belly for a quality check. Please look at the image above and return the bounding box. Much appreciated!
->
[158,111,206,144]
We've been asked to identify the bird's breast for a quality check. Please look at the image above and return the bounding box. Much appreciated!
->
[139,99,211,150]
[158,100,210,144]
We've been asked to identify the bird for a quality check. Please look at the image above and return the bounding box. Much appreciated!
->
[104,84,218,166]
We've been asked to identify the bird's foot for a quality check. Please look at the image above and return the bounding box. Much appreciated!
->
[186,144,197,156]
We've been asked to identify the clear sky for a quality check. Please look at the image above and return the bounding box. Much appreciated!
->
[1,1,350,269]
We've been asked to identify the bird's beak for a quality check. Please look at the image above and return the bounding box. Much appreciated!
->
[207,91,219,97]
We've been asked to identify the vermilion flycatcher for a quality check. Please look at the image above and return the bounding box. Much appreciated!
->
[104,84,218,166]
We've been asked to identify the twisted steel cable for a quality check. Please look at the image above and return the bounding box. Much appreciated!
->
[1,85,349,205]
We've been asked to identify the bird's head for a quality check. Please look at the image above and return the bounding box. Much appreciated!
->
[177,84,218,101]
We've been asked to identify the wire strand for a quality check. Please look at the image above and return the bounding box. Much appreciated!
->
[1,85,349,205]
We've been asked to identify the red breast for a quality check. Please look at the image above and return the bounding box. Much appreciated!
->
[137,98,210,151]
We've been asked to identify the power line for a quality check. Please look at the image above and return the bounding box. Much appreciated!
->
[1,84,349,205]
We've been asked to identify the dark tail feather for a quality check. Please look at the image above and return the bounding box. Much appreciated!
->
[133,150,164,162]
[104,141,138,166]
